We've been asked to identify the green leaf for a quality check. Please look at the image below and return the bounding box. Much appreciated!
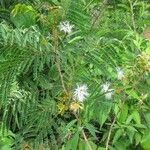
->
[61,0,71,11]
[126,126,137,143]
[0,130,13,150]
[68,36,83,44]
[112,129,124,144]
[135,133,141,146]
[126,90,139,99]
[98,147,105,150]
[132,110,141,124]
[113,139,131,150]
[141,131,150,150]
[66,131,79,150]
[125,115,133,124]
[65,119,77,132]
[10,4,37,28]
[84,122,98,139]
[79,139,97,150]
[144,112,150,128]
[118,104,128,123]
[98,102,112,127]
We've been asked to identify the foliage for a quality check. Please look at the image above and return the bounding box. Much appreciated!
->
[0,0,150,149]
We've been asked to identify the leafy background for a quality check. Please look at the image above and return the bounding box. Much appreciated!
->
[0,0,150,150]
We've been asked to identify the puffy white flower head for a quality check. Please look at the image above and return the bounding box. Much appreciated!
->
[59,21,74,34]
[101,82,110,93]
[116,67,124,80]
[73,84,89,102]
[101,82,114,100]
[105,89,114,100]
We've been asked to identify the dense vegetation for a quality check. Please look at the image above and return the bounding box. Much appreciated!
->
[0,0,150,149]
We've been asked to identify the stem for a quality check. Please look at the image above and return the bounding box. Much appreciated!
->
[105,117,116,150]
[55,56,67,94]
[52,27,67,94]
[74,113,93,150]
[82,130,93,150]
[105,100,125,150]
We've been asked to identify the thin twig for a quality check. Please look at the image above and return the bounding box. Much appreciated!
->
[105,117,116,150]
[82,130,93,150]
[74,113,93,150]
[105,100,125,150]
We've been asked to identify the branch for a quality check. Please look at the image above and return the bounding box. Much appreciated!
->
[55,55,67,94]
[52,27,67,94]
[82,130,93,150]
[105,100,126,149]
[105,117,116,150]
[73,113,93,150]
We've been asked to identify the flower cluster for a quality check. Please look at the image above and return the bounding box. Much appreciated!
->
[71,66,125,104]
[57,21,126,109]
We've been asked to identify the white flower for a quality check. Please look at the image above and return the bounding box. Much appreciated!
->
[116,67,124,80]
[59,21,74,34]
[73,84,89,102]
[101,82,110,93]
[101,82,114,100]
[105,89,114,100]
